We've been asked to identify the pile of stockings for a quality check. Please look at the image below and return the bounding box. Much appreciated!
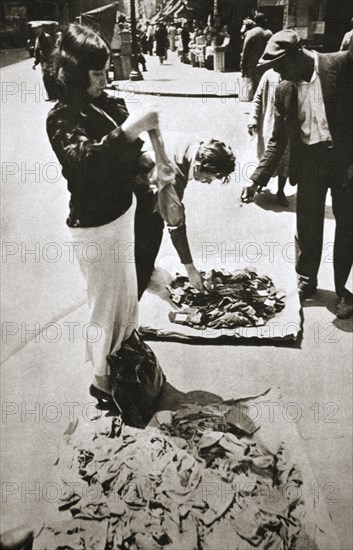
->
[168,268,286,329]
[33,409,308,550]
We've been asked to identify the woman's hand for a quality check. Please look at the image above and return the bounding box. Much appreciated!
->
[139,151,156,174]
[185,263,205,292]
[121,105,159,142]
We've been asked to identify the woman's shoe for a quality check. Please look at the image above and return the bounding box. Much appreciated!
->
[89,384,115,410]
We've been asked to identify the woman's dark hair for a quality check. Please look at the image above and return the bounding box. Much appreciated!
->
[197,139,235,183]
[51,24,110,103]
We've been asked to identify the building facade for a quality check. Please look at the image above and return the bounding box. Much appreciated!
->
[258,0,352,51]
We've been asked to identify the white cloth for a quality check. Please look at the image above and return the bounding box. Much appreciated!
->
[296,51,333,146]
[68,195,138,377]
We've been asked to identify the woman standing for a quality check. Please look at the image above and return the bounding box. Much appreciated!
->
[247,68,289,206]
[46,24,159,404]
[155,23,168,64]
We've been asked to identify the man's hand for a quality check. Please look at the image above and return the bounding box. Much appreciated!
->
[240,182,259,203]
[185,263,205,292]
[247,124,257,136]
[32,63,36,70]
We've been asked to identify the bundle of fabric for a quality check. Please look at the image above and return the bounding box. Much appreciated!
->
[33,410,309,550]
[168,268,286,330]
[108,330,166,428]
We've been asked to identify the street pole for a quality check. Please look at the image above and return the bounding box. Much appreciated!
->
[129,0,143,81]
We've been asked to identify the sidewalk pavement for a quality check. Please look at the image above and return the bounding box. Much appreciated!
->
[0,47,30,69]
[111,50,242,97]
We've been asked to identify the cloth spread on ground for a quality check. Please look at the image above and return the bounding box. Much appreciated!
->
[34,407,318,550]
[168,268,286,330]
[139,260,301,342]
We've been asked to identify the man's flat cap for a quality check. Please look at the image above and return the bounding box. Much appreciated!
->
[258,29,301,65]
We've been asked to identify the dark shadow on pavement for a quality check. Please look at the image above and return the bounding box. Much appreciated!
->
[148,77,175,81]
[254,189,334,220]
[302,288,353,332]
[155,381,223,412]
[254,189,297,213]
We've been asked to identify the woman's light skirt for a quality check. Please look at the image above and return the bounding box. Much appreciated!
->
[68,195,138,378]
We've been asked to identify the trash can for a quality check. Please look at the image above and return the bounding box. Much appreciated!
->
[190,51,198,67]
[214,46,225,72]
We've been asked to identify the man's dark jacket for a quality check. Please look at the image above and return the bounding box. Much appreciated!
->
[251,50,353,187]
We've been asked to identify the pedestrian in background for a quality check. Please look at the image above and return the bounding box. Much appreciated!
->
[139,22,148,54]
[168,21,177,51]
[240,16,255,42]
[155,23,168,64]
[241,30,353,318]
[340,17,353,51]
[136,24,147,71]
[240,13,272,100]
[146,22,154,55]
[247,68,289,207]
[31,22,55,100]
[181,22,190,63]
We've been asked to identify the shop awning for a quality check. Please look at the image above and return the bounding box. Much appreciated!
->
[151,0,187,23]
[174,2,194,19]
[80,1,119,44]
[258,0,287,5]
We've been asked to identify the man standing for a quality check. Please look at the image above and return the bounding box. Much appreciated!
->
[240,13,272,98]
[31,23,54,99]
[145,22,154,55]
[181,22,190,63]
[340,17,353,51]
[241,30,353,319]
[168,22,177,51]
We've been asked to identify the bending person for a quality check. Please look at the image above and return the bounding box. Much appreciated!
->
[46,24,159,403]
[135,137,235,296]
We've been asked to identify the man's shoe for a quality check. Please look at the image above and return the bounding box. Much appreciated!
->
[298,283,317,300]
[336,296,353,319]
[276,191,289,207]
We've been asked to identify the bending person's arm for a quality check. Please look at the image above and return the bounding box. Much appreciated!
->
[167,209,204,292]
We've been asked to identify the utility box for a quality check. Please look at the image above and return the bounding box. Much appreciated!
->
[111,29,132,80]
[120,55,132,79]
[214,46,225,72]
[112,53,123,79]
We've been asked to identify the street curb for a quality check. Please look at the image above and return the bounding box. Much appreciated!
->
[109,85,239,98]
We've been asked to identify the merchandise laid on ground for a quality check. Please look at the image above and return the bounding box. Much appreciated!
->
[140,264,301,342]
[168,269,286,329]
[32,390,339,550]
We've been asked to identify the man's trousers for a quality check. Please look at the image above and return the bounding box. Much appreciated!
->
[296,143,353,297]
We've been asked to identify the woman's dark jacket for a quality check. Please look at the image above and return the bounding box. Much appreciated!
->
[47,92,143,227]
